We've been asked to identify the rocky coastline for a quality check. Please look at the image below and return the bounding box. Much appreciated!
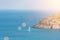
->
[34,13,60,29]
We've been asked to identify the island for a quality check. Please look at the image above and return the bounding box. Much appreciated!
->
[34,13,60,29]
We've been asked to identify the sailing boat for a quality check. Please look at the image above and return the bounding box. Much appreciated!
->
[27,26,30,32]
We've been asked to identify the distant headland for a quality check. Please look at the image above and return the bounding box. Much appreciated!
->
[34,13,60,29]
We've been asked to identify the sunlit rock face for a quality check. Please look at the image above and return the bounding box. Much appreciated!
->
[34,13,60,29]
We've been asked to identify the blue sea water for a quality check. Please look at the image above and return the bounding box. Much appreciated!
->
[0,10,60,40]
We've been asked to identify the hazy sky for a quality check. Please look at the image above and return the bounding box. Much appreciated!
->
[0,0,60,11]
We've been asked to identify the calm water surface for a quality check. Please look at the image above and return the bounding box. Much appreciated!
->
[0,10,60,40]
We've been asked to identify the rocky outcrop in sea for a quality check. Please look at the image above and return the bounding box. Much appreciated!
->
[34,13,60,29]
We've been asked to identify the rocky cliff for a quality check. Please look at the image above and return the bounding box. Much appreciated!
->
[34,13,60,29]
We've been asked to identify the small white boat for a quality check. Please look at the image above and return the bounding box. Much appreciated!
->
[27,26,30,32]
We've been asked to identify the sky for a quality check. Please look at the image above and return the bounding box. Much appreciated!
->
[0,0,60,11]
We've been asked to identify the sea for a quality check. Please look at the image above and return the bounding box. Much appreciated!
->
[0,10,60,40]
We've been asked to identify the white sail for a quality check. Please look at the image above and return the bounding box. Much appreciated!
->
[27,26,30,32]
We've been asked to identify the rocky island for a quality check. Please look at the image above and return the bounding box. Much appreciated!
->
[34,13,60,29]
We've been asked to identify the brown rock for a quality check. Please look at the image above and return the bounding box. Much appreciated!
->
[34,13,60,29]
